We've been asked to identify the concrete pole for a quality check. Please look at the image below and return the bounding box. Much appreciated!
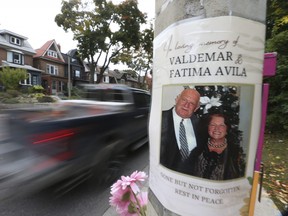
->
[154,0,266,37]
[149,0,267,215]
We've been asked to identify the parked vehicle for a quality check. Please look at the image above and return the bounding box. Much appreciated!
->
[0,84,150,201]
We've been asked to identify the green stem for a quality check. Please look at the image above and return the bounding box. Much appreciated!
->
[130,189,146,216]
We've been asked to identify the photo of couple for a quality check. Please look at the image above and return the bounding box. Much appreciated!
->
[160,85,247,180]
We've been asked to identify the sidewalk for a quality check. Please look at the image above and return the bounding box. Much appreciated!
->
[103,166,282,216]
[254,188,282,216]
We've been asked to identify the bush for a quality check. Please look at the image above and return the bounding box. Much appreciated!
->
[20,86,29,94]
[1,98,19,104]
[0,67,27,90]
[0,92,13,99]
[31,93,45,98]
[37,96,55,103]
[6,90,21,97]
[28,85,45,93]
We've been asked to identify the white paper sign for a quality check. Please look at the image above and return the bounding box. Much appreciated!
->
[149,16,265,216]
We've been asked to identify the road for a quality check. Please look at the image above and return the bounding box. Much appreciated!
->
[0,144,149,216]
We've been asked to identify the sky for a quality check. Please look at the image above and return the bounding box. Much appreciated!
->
[0,0,155,54]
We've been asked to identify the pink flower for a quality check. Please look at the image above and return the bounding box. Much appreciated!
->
[109,171,148,216]
[109,186,131,209]
[111,179,124,195]
[120,171,147,194]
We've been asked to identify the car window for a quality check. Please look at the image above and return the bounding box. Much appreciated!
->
[103,89,125,102]
[79,89,126,102]
[86,90,102,100]
[132,92,151,108]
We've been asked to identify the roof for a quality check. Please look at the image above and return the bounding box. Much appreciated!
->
[62,49,84,66]
[1,60,43,72]
[109,70,124,79]
[33,39,65,63]
[0,29,27,40]
[67,49,77,56]
[0,29,36,55]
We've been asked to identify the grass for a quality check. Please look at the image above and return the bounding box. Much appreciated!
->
[261,132,288,213]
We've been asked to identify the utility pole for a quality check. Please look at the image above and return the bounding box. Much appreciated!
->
[67,55,71,98]
[148,1,267,215]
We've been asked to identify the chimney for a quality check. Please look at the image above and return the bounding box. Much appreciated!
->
[57,44,61,51]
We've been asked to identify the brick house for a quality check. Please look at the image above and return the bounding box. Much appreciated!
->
[0,29,149,94]
[0,29,42,88]
[33,39,68,95]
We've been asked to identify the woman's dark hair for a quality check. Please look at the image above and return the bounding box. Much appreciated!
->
[206,113,231,134]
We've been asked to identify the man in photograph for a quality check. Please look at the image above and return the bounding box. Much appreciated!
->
[160,88,203,172]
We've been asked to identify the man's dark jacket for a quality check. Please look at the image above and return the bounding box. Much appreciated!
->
[160,108,204,172]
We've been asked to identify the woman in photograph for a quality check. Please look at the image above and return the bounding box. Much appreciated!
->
[182,113,245,180]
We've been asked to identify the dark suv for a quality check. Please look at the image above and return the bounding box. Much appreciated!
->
[0,84,151,201]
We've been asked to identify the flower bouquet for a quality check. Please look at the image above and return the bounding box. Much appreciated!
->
[109,171,148,216]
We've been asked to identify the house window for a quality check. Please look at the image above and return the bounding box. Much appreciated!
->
[104,76,109,83]
[52,80,57,90]
[46,64,58,75]
[47,50,57,58]
[32,75,38,85]
[7,51,23,64]
[75,70,80,77]
[94,74,97,82]
[63,82,67,91]
[10,36,21,46]
[20,73,31,85]
[58,81,62,91]
[13,53,21,64]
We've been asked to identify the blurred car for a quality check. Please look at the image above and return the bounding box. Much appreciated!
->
[0,84,150,201]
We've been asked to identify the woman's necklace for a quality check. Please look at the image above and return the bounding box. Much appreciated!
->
[208,138,227,148]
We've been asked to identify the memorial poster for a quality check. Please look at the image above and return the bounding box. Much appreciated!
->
[149,16,265,215]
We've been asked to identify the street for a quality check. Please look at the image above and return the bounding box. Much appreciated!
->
[0,144,149,216]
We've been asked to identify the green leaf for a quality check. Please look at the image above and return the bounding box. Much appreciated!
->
[128,202,137,213]
[122,191,131,201]
[247,177,253,185]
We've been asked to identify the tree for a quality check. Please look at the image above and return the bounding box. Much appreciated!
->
[265,31,288,131]
[55,0,147,83]
[266,0,288,39]
[117,24,154,88]
[0,67,27,90]
[264,0,288,131]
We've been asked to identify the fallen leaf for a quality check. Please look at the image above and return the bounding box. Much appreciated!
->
[275,167,285,172]
[278,140,284,143]
[278,198,288,205]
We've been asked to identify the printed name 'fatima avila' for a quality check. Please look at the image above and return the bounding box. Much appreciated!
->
[169,65,247,78]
